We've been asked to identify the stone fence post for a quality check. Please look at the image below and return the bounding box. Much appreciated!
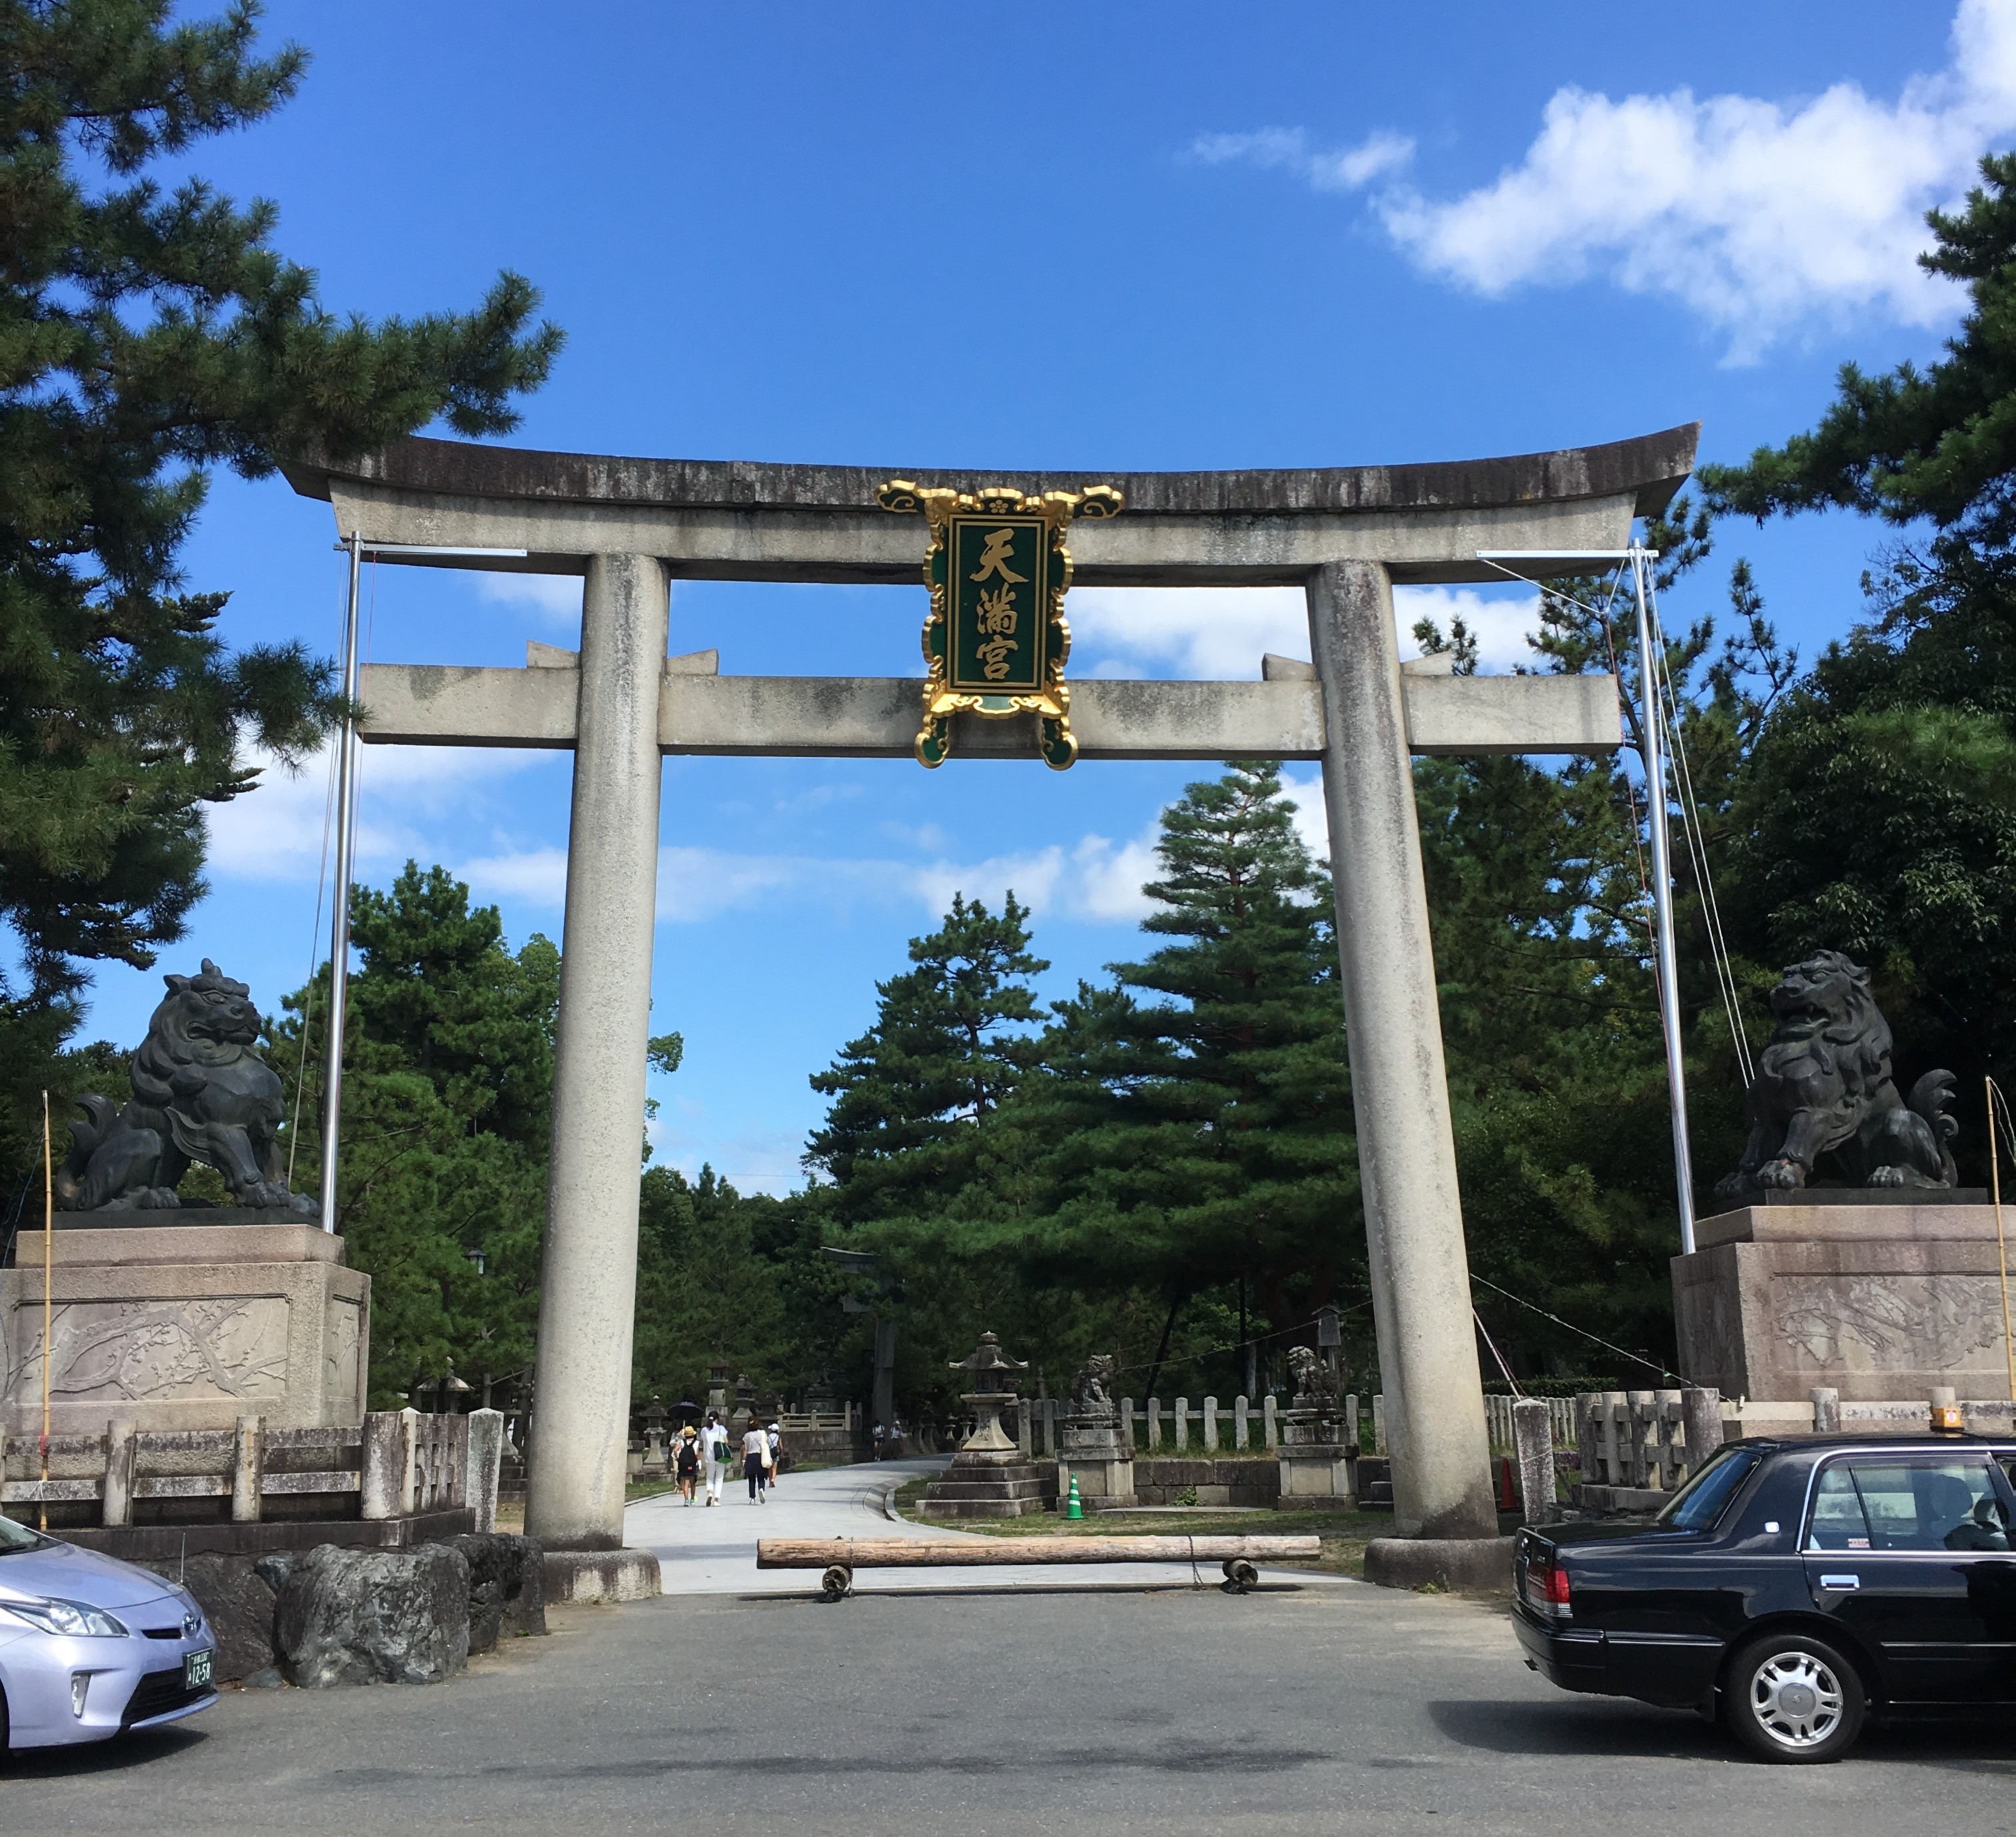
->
[1173,1397,1189,1454]
[1203,1396,1219,1452]
[1810,1386,1841,1434]
[1681,1387,1723,1474]
[1511,1398,1555,1526]
[1371,1394,1385,1456]
[102,1418,137,1528]
[1233,1395,1249,1451]
[466,1408,506,1532]
[230,1413,263,1524]
[1121,1398,1136,1450]
[1262,1394,1279,1450]
[1147,1398,1161,1452]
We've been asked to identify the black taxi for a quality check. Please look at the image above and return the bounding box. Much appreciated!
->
[1513,1432,2016,1762]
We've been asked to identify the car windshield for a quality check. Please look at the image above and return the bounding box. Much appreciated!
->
[1653,1446,1763,1530]
[0,1514,46,1554]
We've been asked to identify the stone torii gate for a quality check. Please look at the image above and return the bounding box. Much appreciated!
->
[285,424,1695,1557]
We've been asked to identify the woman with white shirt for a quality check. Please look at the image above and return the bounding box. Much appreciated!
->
[742,1421,771,1503]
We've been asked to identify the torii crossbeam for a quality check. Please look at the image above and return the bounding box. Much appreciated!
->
[287,424,1695,1558]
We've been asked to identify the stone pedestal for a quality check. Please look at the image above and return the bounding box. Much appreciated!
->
[1276,1410,1355,1506]
[3,1224,368,1436]
[1673,1200,2010,1402]
[1055,1422,1135,1512]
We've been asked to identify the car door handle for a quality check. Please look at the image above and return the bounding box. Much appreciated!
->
[1818,1574,1860,1590]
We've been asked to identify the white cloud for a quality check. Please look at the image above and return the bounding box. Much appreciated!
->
[205,743,551,885]
[1071,585,1308,679]
[907,823,1163,926]
[1203,0,2016,359]
[1279,769,1331,865]
[1192,125,1414,191]
[1069,583,1539,679]
[1396,585,1543,673]
[474,572,583,623]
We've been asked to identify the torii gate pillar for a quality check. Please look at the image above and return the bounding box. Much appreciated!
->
[1309,562,1493,1538]
[525,553,669,1551]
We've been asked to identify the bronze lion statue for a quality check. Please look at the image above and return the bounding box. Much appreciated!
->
[1715,951,1957,1201]
[55,960,318,1216]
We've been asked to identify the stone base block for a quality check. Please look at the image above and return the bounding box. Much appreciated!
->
[1277,1444,1354,1504]
[1364,1536,1517,1594]
[1056,1453,1135,1512]
[923,1455,1055,1518]
[1675,1202,2011,1402]
[542,1546,661,1602]
[3,1224,368,1434]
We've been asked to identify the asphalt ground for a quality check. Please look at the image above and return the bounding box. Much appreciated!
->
[9,1577,2014,1836]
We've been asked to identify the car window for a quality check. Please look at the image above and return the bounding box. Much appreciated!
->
[1815,1458,2009,1553]
[0,1512,43,1553]
[1807,1465,1871,1550]
[1654,1446,1761,1530]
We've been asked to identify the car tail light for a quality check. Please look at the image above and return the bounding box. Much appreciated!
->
[1524,1550,1571,1620]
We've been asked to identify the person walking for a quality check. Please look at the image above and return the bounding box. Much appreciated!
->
[675,1426,700,1506]
[742,1419,771,1503]
[766,1420,783,1491]
[701,1412,730,1506]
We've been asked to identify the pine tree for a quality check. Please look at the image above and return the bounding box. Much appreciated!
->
[0,1,562,1184]
[1701,152,2016,1150]
[1027,762,1360,1356]
[805,893,1048,1224]
[274,864,557,1408]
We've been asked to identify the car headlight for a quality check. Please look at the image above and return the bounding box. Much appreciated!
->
[1,1596,130,1638]
[182,1608,203,1639]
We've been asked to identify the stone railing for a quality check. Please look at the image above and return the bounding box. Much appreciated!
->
[2,1408,504,1533]
[1575,1390,1724,1494]
[1485,1394,1577,1453]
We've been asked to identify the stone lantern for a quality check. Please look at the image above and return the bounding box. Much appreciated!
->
[920,1332,1050,1518]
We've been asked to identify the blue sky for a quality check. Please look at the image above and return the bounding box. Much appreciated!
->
[81,1,2014,1189]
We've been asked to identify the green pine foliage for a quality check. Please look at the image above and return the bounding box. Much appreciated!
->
[273,864,556,1409]
[0,0,561,1186]
[805,892,1049,1225]
[1029,761,1359,1344]
[631,1163,791,1408]
[1702,153,2016,1157]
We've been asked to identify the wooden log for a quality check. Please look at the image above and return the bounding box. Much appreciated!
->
[757,1534,1321,1569]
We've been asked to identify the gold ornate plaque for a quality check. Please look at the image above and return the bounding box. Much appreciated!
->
[877,480,1123,769]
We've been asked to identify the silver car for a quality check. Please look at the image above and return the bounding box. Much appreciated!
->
[0,1512,217,1750]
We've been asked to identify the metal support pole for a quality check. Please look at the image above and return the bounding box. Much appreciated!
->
[318,531,363,1233]
[1630,546,1697,1255]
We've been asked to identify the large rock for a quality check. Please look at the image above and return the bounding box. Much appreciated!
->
[441,1532,546,1653]
[276,1542,471,1686]
[140,1552,278,1684]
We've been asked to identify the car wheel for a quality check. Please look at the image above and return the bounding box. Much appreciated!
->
[1723,1632,1865,1763]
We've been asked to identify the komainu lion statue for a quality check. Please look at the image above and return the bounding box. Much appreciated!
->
[54,960,318,1216]
[1715,951,1957,1201]
[1071,1353,1116,1420]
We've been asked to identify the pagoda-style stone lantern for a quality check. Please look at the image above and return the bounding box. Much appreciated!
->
[921,1332,1051,1518]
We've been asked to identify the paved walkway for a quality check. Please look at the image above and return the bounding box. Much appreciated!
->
[626,1456,1350,1595]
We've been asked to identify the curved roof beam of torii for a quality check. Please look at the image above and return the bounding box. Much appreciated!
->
[284,424,1699,589]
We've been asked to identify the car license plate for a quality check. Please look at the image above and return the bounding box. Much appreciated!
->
[184,1648,214,1690]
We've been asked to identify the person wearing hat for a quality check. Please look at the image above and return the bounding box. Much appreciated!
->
[675,1424,701,1505]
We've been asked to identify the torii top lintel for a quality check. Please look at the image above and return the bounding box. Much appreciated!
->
[283,423,1698,589]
